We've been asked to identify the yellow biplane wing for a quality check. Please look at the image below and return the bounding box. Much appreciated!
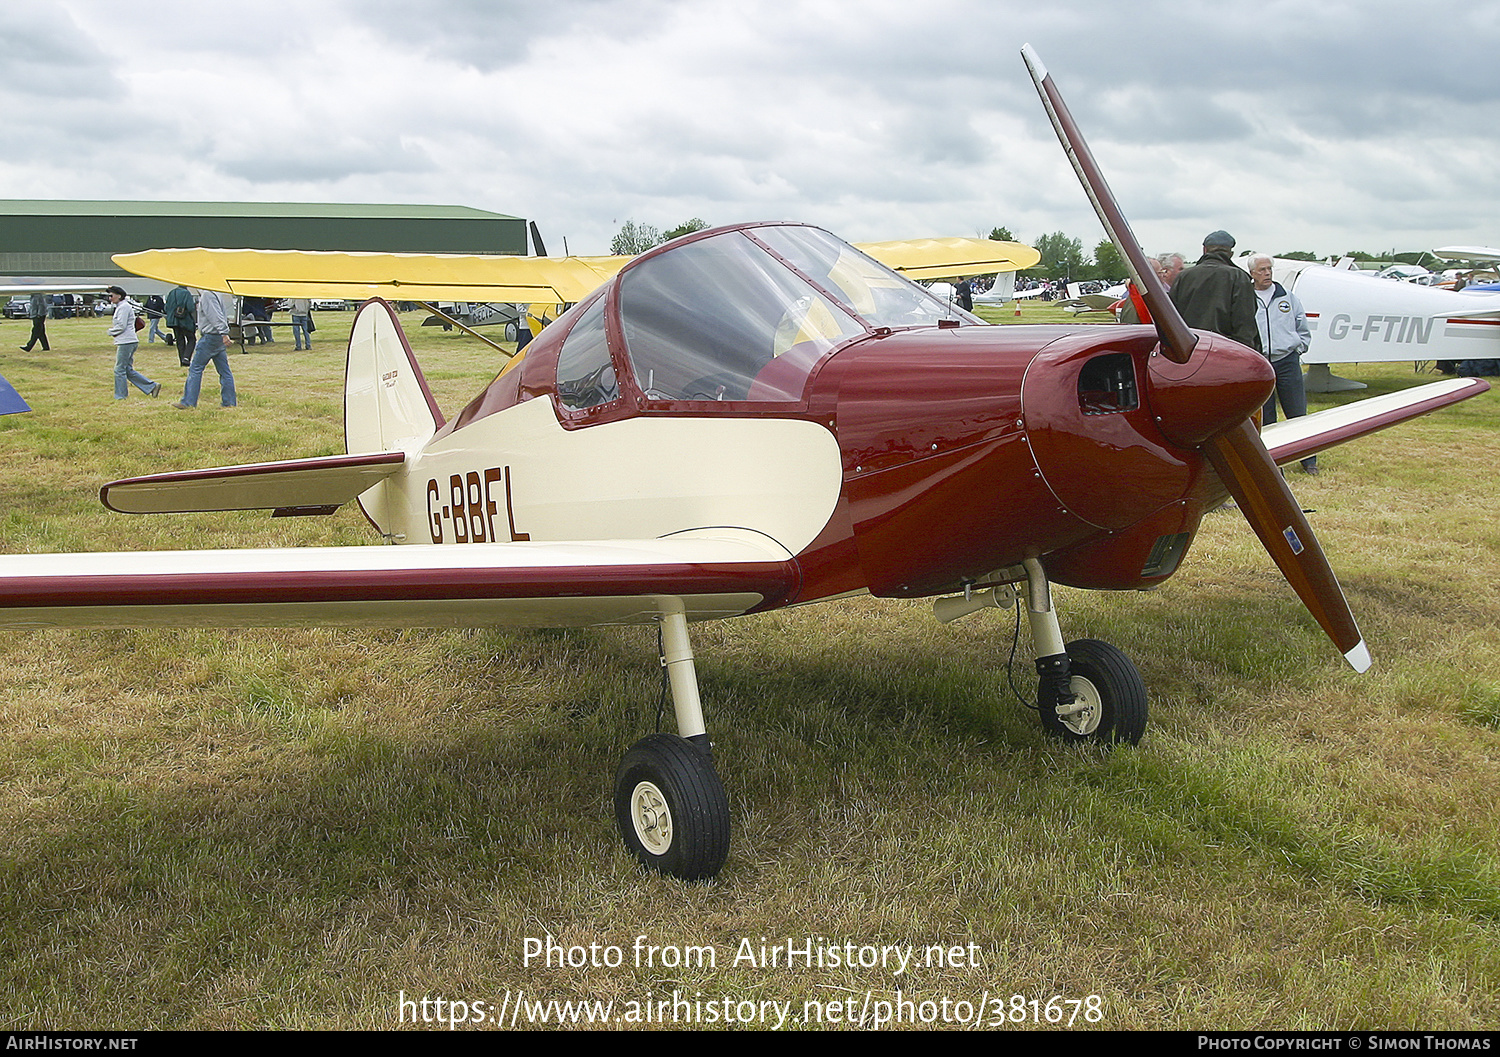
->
[113,248,630,304]
[114,236,1036,304]
[855,237,1040,280]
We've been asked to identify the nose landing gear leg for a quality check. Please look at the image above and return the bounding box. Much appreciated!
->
[1022,558,1148,746]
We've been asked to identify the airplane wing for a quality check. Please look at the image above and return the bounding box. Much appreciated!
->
[113,248,630,305]
[0,529,800,630]
[1433,246,1500,262]
[1261,377,1490,467]
[115,236,1039,304]
[99,451,406,515]
[853,237,1041,279]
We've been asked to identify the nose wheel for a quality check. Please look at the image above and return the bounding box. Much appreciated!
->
[1038,638,1148,745]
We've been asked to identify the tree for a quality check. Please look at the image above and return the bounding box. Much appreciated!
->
[662,218,709,242]
[610,220,663,256]
[1278,251,1319,261]
[1092,240,1125,281]
[988,225,1015,242]
[1031,231,1086,280]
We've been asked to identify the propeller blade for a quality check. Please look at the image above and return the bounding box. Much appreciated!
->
[1022,43,1371,673]
[529,221,548,258]
[1021,43,1195,364]
[1204,421,1370,672]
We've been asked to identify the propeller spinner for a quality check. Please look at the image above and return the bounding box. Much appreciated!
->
[1021,44,1370,672]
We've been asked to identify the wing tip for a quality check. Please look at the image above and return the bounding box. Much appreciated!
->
[1344,639,1372,673]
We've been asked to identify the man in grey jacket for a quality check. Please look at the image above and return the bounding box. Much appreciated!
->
[1249,254,1316,474]
[173,289,236,409]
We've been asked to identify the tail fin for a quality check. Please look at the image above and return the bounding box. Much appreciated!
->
[344,299,443,534]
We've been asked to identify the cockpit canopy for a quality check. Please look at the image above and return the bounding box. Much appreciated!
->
[557,223,981,410]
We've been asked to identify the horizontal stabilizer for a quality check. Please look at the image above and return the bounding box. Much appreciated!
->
[1262,378,1489,467]
[100,451,406,514]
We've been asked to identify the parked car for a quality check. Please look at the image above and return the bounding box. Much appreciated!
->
[310,298,347,311]
[3,296,30,319]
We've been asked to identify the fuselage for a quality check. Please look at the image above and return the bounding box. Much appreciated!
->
[373,223,1272,608]
[1268,258,1500,365]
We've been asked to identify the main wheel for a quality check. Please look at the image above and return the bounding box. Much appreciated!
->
[1038,639,1148,746]
[614,734,729,880]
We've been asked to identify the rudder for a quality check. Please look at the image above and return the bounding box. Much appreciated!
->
[344,299,444,534]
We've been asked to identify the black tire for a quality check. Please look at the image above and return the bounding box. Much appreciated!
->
[614,734,729,880]
[1038,639,1148,746]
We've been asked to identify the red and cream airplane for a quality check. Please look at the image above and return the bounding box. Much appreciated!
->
[0,49,1488,881]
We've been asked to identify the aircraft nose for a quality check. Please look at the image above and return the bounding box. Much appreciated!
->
[1145,333,1275,449]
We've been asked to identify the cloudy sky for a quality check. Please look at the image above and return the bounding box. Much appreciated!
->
[5,0,1498,260]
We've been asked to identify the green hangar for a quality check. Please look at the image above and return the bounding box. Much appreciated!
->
[0,201,527,292]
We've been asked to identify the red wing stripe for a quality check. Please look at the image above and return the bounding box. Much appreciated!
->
[0,561,801,611]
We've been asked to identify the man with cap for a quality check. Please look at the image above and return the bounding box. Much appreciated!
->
[1168,230,1261,353]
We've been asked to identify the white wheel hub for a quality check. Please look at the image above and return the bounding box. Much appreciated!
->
[629,780,673,855]
[1055,675,1103,736]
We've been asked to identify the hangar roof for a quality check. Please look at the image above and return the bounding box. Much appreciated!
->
[0,201,527,277]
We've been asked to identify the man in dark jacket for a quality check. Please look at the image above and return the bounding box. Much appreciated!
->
[20,292,49,352]
[163,284,197,367]
[1169,230,1260,353]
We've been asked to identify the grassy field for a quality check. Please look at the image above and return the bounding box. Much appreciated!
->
[0,306,1497,1031]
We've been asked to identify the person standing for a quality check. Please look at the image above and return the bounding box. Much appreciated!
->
[145,293,168,344]
[173,288,236,409]
[19,291,49,352]
[288,297,312,350]
[1119,252,1185,325]
[1249,255,1317,474]
[1169,230,1261,352]
[1157,252,1185,289]
[106,286,160,399]
[163,283,196,367]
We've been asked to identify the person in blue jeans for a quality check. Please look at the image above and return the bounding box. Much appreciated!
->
[173,289,237,409]
[106,286,161,400]
[288,298,312,350]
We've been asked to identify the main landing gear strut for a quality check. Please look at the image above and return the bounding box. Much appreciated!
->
[935,558,1148,746]
[613,598,730,881]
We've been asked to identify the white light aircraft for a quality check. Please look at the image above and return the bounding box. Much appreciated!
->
[1252,257,1500,390]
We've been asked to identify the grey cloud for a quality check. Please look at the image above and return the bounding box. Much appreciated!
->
[355,0,683,72]
[0,4,125,107]
[211,136,437,184]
